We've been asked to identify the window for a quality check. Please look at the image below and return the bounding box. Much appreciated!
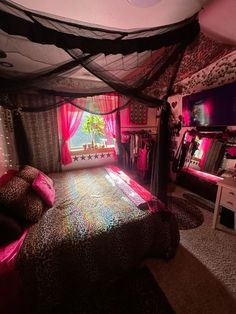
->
[70,112,114,150]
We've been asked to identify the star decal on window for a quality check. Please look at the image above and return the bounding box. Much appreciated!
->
[73,156,79,161]
[100,153,105,158]
[94,154,99,159]
[80,155,86,160]
[106,153,111,158]
[88,155,93,160]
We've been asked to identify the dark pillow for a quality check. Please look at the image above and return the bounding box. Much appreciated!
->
[0,213,23,246]
[0,176,46,224]
[17,165,39,184]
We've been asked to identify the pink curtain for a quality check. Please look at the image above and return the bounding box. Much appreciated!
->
[60,102,84,165]
[96,93,118,139]
[103,114,116,139]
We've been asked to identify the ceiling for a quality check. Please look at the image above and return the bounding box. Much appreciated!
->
[12,0,236,44]
[0,0,235,95]
[13,0,207,29]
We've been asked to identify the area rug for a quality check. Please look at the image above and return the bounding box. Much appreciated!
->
[64,267,175,314]
[168,196,204,230]
[182,193,215,213]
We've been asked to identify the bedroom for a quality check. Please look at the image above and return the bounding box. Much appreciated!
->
[0,0,236,313]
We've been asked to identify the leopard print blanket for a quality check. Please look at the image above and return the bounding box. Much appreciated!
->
[16,167,179,313]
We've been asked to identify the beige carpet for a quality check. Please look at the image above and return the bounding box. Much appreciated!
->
[145,185,236,314]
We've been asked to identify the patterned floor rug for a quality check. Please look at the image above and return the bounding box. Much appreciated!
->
[64,267,175,314]
[168,196,204,230]
[182,193,215,213]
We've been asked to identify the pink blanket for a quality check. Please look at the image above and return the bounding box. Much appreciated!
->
[0,229,29,314]
[0,229,28,276]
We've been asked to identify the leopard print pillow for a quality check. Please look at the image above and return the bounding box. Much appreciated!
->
[17,165,40,184]
[0,176,45,224]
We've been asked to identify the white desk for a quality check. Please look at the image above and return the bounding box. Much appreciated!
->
[212,177,236,229]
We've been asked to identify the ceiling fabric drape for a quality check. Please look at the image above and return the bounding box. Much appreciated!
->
[0,0,200,112]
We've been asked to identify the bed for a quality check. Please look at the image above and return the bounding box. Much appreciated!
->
[1,166,179,313]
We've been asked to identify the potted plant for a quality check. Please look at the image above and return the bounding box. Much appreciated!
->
[82,115,105,148]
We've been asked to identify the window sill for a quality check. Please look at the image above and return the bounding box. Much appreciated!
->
[71,146,115,156]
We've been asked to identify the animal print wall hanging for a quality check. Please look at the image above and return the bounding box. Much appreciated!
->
[129,102,148,124]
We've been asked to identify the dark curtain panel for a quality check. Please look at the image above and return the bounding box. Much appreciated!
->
[11,93,61,173]
[12,110,31,167]
[151,103,171,203]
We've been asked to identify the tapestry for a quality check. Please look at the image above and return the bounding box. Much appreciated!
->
[179,50,236,94]
[129,102,148,124]
[147,33,235,98]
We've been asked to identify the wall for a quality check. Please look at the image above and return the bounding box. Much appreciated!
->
[62,148,116,171]
[120,106,158,135]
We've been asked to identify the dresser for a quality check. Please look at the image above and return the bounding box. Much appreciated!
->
[212,177,236,229]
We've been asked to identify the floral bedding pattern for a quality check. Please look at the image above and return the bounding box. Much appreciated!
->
[16,167,179,313]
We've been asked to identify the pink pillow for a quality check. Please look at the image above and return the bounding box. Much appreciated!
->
[32,172,55,208]
[0,170,18,187]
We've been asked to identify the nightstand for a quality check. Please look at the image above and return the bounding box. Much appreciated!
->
[212,177,236,230]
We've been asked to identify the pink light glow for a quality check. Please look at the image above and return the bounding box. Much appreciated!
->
[182,167,223,184]
[109,165,152,201]
[199,137,211,169]
[183,108,191,126]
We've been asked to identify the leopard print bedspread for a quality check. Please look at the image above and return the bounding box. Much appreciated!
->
[16,167,179,313]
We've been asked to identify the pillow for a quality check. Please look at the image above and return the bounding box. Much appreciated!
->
[0,170,18,187]
[17,165,39,184]
[0,176,45,224]
[0,213,23,246]
[32,172,55,208]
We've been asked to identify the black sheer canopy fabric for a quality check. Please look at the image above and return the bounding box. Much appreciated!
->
[0,0,200,112]
[0,0,200,201]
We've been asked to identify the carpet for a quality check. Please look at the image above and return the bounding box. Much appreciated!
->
[182,193,215,213]
[63,267,175,314]
[168,196,204,230]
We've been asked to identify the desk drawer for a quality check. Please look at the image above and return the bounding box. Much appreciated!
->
[220,188,236,211]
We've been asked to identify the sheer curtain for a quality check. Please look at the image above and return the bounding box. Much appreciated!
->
[60,101,85,165]
[96,93,118,140]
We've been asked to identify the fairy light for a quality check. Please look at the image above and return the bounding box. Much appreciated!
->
[0,107,15,173]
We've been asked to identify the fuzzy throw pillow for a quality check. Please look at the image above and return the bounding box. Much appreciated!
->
[0,176,45,224]
[32,172,55,208]
[17,165,39,184]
